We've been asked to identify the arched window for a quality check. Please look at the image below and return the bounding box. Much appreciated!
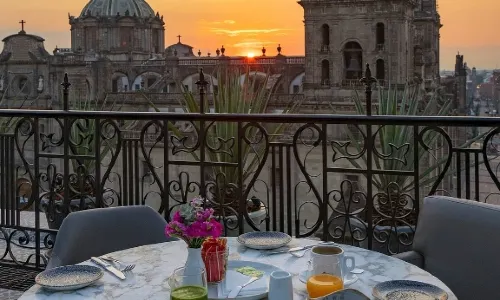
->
[321,24,330,49]
[376,59,385,80]
[376,23,385,49]
[18,78,27,91]
[343,42,363,80]
[321,60,330,85]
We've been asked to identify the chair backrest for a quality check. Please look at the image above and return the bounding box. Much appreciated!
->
[47,205,176,269]
[414,196,500,300]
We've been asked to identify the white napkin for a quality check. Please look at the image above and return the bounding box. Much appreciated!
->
[208,270,268,298]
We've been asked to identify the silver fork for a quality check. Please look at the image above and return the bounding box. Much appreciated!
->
[100,255,135,272]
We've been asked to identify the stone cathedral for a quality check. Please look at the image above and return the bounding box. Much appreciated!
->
[0,0,441,110]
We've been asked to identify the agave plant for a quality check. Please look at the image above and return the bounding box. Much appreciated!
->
[334,83,489,196]
[68,90,136,176]
[148,68,302,215]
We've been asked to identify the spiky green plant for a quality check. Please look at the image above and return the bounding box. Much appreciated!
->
[69,90,136,175]
[147,68,302,213]
[334,83,490,194]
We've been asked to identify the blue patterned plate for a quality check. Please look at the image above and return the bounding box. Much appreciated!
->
[237,232,292,250]
[35,265,104,291]
[373,280,448,300]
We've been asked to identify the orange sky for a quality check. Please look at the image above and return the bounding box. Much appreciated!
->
[0,0,498,69]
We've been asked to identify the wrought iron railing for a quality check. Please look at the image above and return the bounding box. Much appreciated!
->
[0,66,500,272]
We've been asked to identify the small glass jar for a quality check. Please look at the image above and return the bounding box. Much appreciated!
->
[201,249,228,283]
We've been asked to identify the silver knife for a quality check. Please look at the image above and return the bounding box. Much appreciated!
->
[266,244,315,255]
[91,257,126,280]
[227,277,259,298]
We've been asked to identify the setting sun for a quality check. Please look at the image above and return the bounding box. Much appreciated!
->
[247,52,255,58]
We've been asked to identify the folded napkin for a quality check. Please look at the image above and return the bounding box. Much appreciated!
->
[208,270,268,298]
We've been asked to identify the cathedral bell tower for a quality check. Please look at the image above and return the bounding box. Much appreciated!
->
[298,0,418,99]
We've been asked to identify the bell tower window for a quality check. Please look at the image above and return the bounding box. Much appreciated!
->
[321,59,330,85]
[376,59,385,81]
[376,23,385,50]
[343,42,363,80]
[321,24,330,52]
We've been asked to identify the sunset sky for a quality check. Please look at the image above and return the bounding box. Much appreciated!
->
[0,0,498,70]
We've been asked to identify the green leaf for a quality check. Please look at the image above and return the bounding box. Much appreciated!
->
[340,83,493,193]
[144,68,302,198]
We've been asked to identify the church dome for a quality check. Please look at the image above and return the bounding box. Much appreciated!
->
[80,0,155,17]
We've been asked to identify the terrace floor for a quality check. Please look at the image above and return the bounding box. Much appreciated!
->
[0,212,51,298]
[0,288,24,300]
[0,265,39,299]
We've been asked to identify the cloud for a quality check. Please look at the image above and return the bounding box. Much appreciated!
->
[233,40,278,48]
[198,19,236,25]
[210,28,289,37]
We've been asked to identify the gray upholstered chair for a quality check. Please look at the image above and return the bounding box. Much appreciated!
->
[394,196,500,300]
[47,206,177,269]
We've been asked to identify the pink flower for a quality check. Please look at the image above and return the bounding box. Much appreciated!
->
[173,211,183,222]
[165,221,187,238]
[196,208,214,222]
[206,220,223,238]
[164,196,221,247]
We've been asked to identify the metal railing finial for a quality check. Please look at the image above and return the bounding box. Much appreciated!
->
[195,68,209,114]
[61,73,71,111]
[360,63,376,116]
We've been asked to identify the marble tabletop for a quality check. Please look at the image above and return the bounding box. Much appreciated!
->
[19,238,457,300]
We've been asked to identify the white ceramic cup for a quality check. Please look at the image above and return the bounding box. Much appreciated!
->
[309,245,355,277]
[268,270,293,300]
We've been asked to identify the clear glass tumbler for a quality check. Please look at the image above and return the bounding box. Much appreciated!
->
[168,267,208,300]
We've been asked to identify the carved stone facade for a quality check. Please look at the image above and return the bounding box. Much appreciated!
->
[299,0,441,98]
[0,0,441,111]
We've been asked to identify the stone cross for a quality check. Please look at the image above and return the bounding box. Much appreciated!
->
[177,35,181,43]
[19,20,26,31]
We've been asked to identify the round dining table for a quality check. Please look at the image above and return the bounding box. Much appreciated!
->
[19,238,457,299]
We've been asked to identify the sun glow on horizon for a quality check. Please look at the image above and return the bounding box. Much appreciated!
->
[247,52,255,58]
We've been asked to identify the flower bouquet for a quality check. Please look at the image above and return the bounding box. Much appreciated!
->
[165,196,223,248]
[202,238,228,283]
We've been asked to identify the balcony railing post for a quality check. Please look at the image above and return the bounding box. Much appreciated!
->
[61,73,71,111]
[360,64,376,116]
[61,73,71,218]
[360,64,376,249]
[196,68,208,114]
[196,68,209,201]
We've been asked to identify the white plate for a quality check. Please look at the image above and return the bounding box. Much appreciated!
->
[237,231,292,250]
[298,270,358,286]
[372,280,448,300]
[208,260,284,300]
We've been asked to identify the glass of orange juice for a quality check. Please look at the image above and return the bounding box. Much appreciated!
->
[306,260,344,298]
